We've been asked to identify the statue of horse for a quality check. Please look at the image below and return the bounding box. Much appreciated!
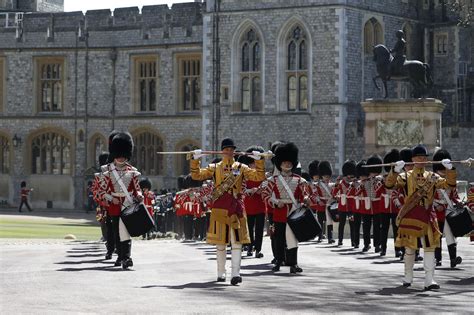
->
[372,44,433,98]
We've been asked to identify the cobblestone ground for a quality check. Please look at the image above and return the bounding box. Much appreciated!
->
[0,234,472,314]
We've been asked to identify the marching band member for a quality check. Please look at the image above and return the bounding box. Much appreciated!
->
[97,132,143,270]
[318,161,335,244]
[139,177,155,240]
[308,160,326,242]
[190,138,268,285]
[379,149,400,257]
[362,155,384,253]
[386,144,456,290]
[352,160,368,249]
[332,160,356,246]
[468,183,474,242]
[240,146,266,258]
[432,149,462,268]
[261,142,310,274]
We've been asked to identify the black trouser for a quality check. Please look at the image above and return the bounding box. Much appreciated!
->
[247,213,265,253]
[274,222,287,264]
[373,214,381,248]
[362,214,371,247]
[379,213,390,251]
[183,215,194,240]
[268,214,277,260]
[111,216,123,260]
[317,211,326,238]
[351,213,362,247]
[338,212,350,243]
[18,200,32,212]
[105,215,115,255]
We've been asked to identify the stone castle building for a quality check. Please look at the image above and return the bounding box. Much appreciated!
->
[0,0,472,208]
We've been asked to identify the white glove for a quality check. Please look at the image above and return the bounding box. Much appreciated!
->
[192,149,204,160]
[394,160,405,173]
[249,151,262,160]
[441,158,453,170]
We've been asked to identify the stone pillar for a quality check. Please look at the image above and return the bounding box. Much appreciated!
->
[361,98,444,156]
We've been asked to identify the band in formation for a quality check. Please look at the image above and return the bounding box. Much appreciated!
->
[91,131,474,289]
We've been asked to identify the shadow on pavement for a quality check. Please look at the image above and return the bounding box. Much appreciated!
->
[331,248,355,253]
[55,259,114,265]
[446,277,474,286]
[66,253,105,258]
[141,281,227,291]
[56,266,124,272]
[355,285,424,296]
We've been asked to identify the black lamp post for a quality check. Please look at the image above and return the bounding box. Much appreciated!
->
[12,134,22,148]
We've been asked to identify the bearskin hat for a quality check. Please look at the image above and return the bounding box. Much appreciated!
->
[274,142,299,172]
[109,132,134,161]
[98,152,109,166]
[366,154,383,174]
[412,144,429,157]
[356,160,369,178]
[177,175,186,190]
[308,160,320,177]
[20,181,26,188]
[318,161,333,177]
[139,177,152,190]
[383,149,400,172]
[270,141,285,165]
[399,147,413,163]
[342,160,357,177]
[301,172,311,182]
[432,148,451,173]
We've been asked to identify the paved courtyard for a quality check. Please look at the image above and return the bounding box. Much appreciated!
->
[0,231,472,314]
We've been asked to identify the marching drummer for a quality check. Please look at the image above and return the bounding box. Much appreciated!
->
[261,142,310,274]
[317,161,336,244]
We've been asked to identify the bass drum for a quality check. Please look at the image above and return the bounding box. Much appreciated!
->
[287,206,322,242]
[327,201,339,222]
[446,205,473,237]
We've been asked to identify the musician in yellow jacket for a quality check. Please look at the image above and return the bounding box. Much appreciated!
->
[385,145,456,291]
[190,138,268,285]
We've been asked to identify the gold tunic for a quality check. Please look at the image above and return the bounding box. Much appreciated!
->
[191,156,265,245]
[385,167,456,249]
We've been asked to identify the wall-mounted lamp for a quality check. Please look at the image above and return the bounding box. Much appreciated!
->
[12,134,22,148]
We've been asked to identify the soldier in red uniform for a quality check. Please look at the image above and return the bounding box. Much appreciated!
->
[139,177,156,240]
[97,132,143,270]
[362,155,384,253]
[318,161,335,244]
[240,146,266,258]
[352,160,368,248]
[332,160,356,246]
[18,181,33,212]
[308,160,326,242]
[262,142,310,274]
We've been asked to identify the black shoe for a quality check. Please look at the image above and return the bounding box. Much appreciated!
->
[395,251,402,258]
[338,241,343,246]
[374,246,381,253]
[230,276,242,286]
[316,238,322,243]
[450,256,462,268]
[105,253,112,260]
[290,265,303,274]
[436,260,442,267]
[255,252,264,258]
[114,259,122,267]
[400,254,405,261]
[354,244,359,249]
[271,258,277,264]
[272,264,280,272]
[246,251,253,257]
[380,250,386,257]
[424,284,440,291]
[217,277,226,282]
[402,282,411,287]
[122,258,133,270]
[328,239,335,244]
[362,245,371,252]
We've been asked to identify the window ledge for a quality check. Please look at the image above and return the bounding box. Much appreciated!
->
[36,112,63,116]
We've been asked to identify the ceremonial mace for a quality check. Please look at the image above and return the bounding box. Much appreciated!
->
[362,158,474,168]
[156,150,275,160]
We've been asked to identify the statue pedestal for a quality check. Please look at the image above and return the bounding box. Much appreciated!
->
[361,98,444,156]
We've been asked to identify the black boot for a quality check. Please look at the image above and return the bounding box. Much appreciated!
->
[121,240,133,270]
[288,248,303,274]
[448,244,462,268]
[327,225,335,244]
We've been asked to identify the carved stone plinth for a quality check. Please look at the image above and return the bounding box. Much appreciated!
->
[361,98,445,156]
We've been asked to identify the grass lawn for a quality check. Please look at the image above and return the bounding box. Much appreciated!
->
[0,217,102,240]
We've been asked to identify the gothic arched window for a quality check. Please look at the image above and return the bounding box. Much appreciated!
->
[364,18,384,55]
[240,28,262,112]
[131,131,164,175]
[31,131,71,175]
[286,26,308,111]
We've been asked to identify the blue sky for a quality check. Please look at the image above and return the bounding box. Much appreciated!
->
[65,0,194,12]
